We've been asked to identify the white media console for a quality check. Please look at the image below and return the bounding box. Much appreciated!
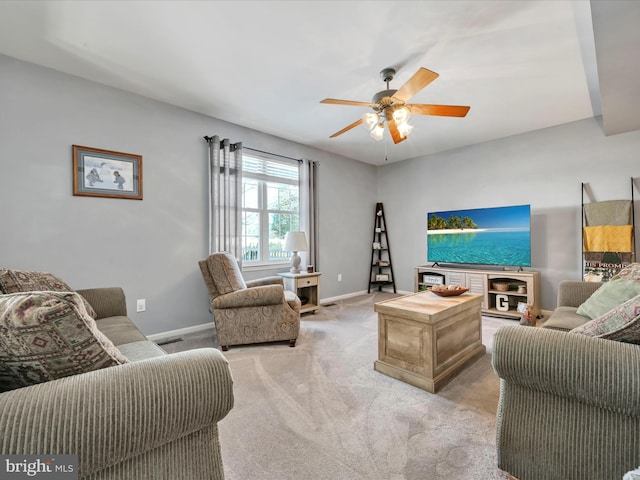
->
[414,265,541,320]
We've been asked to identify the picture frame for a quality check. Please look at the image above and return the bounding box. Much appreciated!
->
[73,145,142,200]
[375,273,390,282]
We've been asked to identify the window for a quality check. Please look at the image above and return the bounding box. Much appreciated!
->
[241,154,299,265]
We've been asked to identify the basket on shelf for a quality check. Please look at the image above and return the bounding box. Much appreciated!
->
[492,282,510,292]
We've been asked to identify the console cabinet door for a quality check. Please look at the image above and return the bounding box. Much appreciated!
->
[445,271,466,287]
[466,273,487,309]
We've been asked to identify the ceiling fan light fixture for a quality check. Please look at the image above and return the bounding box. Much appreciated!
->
[322,67,469,145]
[397,121,413,138]
[362,112,379,131]
[392,106,410,124]
[370,123,385,141]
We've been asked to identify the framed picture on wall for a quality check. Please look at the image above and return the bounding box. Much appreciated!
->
[72,145,143,200]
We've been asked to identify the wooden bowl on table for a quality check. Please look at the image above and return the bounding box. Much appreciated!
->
[428,286,469,297]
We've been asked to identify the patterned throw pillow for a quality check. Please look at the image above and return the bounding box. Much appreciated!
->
[611,263,640,282]
[0,291,128,392]
[0,269,98,318]
[571,293,640,344]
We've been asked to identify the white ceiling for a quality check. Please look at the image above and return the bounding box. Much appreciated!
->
[0,1,637,166]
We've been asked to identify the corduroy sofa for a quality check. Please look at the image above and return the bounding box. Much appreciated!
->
[0,287,234,480]
[540,280,603,331]
[493,280,640,479]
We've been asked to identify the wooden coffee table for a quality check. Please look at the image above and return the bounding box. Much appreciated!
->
[374,291,485,393]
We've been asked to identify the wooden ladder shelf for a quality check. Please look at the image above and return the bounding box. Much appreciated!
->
[368,202,397,293]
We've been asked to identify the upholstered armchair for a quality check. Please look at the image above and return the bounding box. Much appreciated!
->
[199,252,301,351]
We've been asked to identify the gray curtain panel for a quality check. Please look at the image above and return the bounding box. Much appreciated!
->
[206,136,243,261]
[300,159,319,270]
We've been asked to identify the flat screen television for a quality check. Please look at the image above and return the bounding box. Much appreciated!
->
[427,204,531,267]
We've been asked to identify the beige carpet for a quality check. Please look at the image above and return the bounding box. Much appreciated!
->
[168,292,513,480]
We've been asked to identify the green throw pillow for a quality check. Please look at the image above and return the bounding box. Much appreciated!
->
[576,279,640,319]
[571,293,640,344]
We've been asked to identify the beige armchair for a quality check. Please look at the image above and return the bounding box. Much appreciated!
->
[198,252,301,351]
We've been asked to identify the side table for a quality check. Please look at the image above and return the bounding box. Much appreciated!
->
[278,272,321,314]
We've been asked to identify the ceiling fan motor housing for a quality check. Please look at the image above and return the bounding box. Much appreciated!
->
[372,89,400,112]
[373,68,402,113]
[380,68,396,83]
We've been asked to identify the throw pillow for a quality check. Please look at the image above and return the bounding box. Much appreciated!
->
[209,252,247,295]
[0,291,128,392]
[0,269,98,318]
[611,263,640,282]
[571,293,640,344]
[575,278,640,319]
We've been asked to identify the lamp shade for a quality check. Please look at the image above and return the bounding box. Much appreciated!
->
[284,231,308,252]
[362,112,379,131]
[370,123,384,141]
[392,106,410,124]
[397,122,413,138]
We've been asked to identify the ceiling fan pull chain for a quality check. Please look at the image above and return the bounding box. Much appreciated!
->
[384,135,389,162]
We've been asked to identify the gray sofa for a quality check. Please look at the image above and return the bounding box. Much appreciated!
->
[540,280,603,331]
[493,280,640,479]
[0,287,234,480]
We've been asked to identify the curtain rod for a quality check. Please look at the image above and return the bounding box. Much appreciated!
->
[244,146,303,163]
[204,137,303,163]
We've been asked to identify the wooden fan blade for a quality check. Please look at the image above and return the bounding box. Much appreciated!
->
[408,104,470,117]
[386,118,407,144]
[320,98,375,107]
[329,118,364,138]
[393,68,439,103]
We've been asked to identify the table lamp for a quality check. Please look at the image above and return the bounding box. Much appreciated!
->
[284,231,308,274]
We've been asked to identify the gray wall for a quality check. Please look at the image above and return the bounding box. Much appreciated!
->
[377,118,640,310]
[3,53,639,333]
[0,54,377,335]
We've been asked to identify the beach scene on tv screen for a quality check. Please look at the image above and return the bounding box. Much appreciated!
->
[427,204,531,267]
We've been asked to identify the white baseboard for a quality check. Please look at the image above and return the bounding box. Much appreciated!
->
[147,322,214,343]
[320,290,368,304]
[320,289,406,305]
[149,290,406,341]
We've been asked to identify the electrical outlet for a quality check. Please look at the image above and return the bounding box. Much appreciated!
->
[338,273,342,282]
[136,299,146,312]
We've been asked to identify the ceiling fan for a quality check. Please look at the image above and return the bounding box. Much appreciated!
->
[320,67,470,144]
